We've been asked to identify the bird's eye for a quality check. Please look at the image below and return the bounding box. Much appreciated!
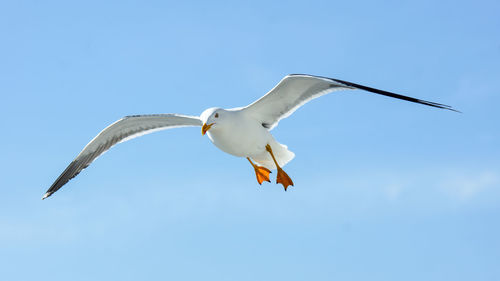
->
[214,113,219,118]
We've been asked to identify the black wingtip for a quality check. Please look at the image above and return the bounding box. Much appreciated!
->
[288,74,459,112]
[444,107,462,113]
[329,77,460,113]
[413,99,461,113]
[42,192,52,200]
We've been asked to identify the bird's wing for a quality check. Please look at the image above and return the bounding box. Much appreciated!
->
[242,74,457,130]
[43,114,202,199]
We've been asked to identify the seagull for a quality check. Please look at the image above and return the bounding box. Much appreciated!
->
[42,74,457,199]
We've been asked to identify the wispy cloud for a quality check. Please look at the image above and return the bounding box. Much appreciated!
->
[383,183,405,200]
[440,171,499,201]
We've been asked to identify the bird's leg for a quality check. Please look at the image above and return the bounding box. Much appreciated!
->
[265,144,294,191]
[247,157,271,185]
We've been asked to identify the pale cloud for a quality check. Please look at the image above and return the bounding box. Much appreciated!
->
[440,171,499,201]
[383,183,404,200]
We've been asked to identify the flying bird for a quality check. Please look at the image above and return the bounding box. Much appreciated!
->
[42,74,457,199]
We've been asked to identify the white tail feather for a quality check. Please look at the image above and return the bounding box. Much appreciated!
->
[251,141,295,170]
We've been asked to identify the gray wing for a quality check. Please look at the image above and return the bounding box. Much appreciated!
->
[43,114,202,199]
[242,74,457,130]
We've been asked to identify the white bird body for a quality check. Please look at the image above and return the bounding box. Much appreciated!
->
[43,74,457,199]
[201,108,294,170]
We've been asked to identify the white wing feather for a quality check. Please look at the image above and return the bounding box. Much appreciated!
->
[242,74,354,130]
[43,114,202,199]
[242,74,457,130]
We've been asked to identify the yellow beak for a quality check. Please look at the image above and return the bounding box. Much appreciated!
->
[201,123,214,135]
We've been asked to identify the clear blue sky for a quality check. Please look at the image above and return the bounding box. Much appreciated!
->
[1,0,499,280]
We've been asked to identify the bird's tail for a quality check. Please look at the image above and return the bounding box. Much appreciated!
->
[252,141,295,170]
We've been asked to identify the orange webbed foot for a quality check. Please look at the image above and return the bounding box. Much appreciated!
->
[253,165,271,185]
[276,167,294,191]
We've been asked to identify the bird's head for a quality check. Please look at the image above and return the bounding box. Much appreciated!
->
[200,107,226,135]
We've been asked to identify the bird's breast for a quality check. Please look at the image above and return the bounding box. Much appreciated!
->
[207,118,270,157]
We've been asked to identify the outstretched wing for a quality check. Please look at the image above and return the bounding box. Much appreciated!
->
[242,74,457,130]
[43,114,202,199]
